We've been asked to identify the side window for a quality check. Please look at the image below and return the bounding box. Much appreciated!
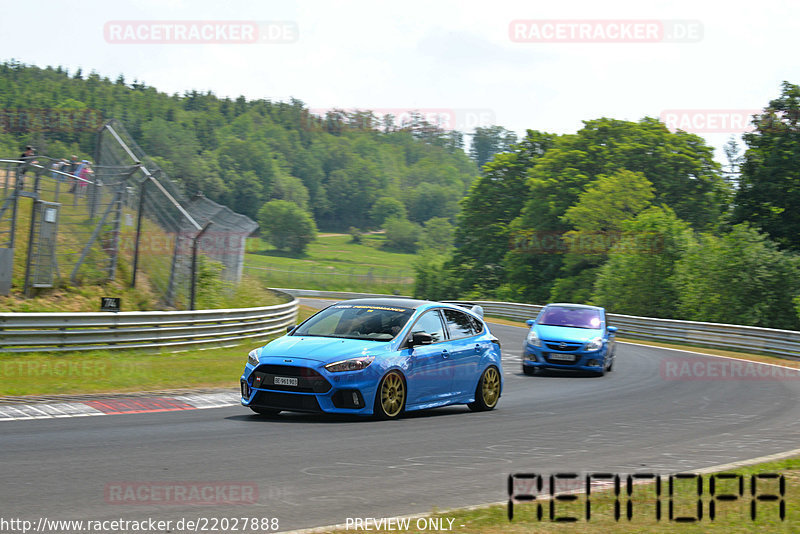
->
[411,310,446,343]
[470,316,484,335]
[442,309,476,340]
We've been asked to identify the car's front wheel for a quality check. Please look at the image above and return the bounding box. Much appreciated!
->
[250,406,281,416]
[522,364,537,376]
[374,370,406,420]
[468,366,501,411]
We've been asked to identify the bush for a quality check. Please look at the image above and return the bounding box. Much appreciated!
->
[383,217,422,253]
[257,200,317,254]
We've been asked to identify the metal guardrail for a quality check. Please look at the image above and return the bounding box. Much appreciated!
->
[2,287,798,359]
[281,289,800,360]
[0,293,298,353]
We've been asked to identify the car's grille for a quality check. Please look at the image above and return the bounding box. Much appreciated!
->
[544,341,582,352]
[251,391,322,413]
[252,364,331,394]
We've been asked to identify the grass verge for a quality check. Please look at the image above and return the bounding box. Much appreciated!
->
[0,305,318,397]
[316,456,800,533]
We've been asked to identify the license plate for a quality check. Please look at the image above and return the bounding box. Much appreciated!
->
[548,353,575,362]
[273,376,298,386]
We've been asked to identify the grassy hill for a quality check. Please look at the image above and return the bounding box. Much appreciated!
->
[244,233,416,295]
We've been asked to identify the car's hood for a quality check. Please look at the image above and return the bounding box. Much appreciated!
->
[257,335,390,363]
[535,324,603,343]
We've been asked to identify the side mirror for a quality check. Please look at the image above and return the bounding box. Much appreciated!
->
[286,325,297,334]
[526,319,535,326]
[408,332,433,347]
[607,326,618,333]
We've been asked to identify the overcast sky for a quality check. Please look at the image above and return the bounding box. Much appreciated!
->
[2,0,798,164]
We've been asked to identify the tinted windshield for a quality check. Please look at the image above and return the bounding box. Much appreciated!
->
[538,307,603,329]
[293,303,415,341]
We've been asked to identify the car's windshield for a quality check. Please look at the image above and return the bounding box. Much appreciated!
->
[538,307,603,329]
[293,303,415,341]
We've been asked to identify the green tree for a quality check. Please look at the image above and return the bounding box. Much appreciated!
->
[383,217,422,253]
[370,197,407,228]
[257,200,317,254]
[419,217,454,254]
[504,118,728,303]
[549,170,656,303]
[450,130,557,294]
[733,82,800,250]
[592,207,694,318]
[674,224,800,329]
[470,125,518,168]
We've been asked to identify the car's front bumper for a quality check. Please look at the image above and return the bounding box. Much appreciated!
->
[240,358,380,415]
[522,343,609,372]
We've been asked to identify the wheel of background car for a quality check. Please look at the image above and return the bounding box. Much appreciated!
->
[468,366,501,411]
[250,407,281,416]
[522,365,537,376]
[607,358,614,372]
[374,370,406,420]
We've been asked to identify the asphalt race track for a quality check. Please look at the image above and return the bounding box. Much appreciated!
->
[2,298,800,532]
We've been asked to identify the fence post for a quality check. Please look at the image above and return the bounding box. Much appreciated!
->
[107,187,125,281]
[131,177,147,288]
[190,221,213,310]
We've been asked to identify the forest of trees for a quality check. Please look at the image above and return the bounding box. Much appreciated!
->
[3,61,799,329]
[416,82,800,330]
[0,60,485,250]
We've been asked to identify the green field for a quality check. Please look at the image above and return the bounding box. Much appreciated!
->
[244,233,417,294]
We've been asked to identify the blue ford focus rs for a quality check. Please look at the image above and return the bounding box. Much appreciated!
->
[522,303,617,376]
[241,298,503,419]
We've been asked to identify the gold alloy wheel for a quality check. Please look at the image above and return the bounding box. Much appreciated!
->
[481,367,500,408]
[380,371,405,418]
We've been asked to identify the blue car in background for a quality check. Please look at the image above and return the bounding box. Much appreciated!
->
[241,298,503,419]
[522,303,617,376]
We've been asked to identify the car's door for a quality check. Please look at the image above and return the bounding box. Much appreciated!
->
[441,308,484,396]
[404,309,454,405]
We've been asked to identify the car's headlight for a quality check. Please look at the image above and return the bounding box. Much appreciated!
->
[325,356,375,373]
[526,329,542,347]
[247,349,260,367]
[584,337,603,352]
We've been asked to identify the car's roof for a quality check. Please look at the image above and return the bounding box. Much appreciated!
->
[333,298,430,310]
[545,303,604,311]
[333,298,478,315]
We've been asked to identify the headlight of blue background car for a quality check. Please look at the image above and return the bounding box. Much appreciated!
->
[247,349,260,366]
[325,356,375,372]
[584,337,603,351]
[526,329,542,347]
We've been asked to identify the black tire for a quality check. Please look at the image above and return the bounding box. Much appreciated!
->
[606,358,614,372]
[250,407,281,416]
[373,370,406,420]
[522,365,537,376]
[468,366,501,412]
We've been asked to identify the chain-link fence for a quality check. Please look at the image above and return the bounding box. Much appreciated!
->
[97,119,257,308]
[0,119,257,309]
[0,156,133,294]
